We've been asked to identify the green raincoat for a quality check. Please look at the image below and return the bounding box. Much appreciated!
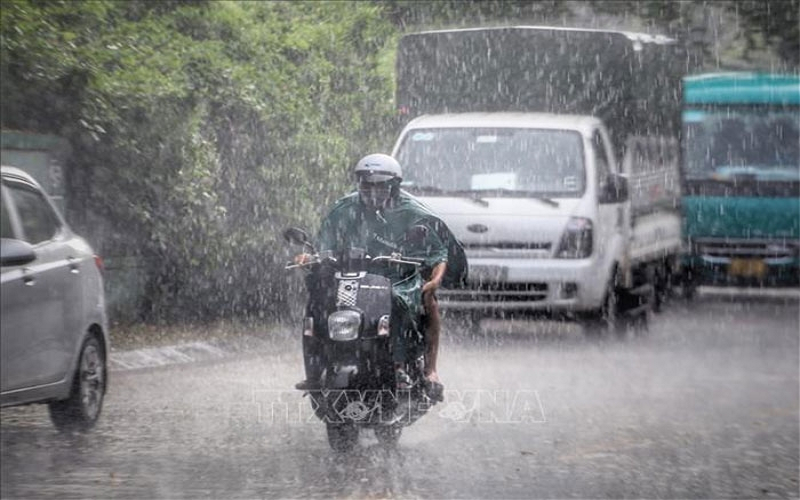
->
[316,190,467,360]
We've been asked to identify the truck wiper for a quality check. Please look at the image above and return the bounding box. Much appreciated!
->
[405,185,489,206]
[403,185,444,194]
[405,186,558,208]
[456,189,560,208]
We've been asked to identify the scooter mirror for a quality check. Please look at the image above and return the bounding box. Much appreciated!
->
[283,227,312,248]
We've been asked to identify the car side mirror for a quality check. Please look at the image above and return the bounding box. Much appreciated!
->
[599,173,629,204]
[0,238,36,267]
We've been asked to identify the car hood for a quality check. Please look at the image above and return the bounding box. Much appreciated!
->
[420,196,578,252]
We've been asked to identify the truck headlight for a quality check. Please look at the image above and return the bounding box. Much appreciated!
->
[328,310,361,341]
[556,217,593,259]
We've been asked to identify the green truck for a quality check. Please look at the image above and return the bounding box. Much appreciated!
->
[680,72,800,292]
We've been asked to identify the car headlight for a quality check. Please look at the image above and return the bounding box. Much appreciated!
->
[556,217,593,259]
[328,310,361,341]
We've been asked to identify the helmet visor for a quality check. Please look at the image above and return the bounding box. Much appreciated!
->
[358,180,393,210]
[356,171,396,183]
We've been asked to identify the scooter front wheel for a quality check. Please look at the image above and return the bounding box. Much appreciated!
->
[327,423,358,453]
[374,424,403,448]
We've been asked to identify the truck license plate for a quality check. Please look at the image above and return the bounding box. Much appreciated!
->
[728,258,766,278]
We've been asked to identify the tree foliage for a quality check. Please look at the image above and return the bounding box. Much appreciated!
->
[2,0,396,322]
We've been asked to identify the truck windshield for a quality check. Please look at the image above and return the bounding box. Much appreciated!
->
[395,128,585,197]
[682,108,800,182]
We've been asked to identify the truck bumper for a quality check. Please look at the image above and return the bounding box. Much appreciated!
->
[438,257,607,314]
[683,254,800,287]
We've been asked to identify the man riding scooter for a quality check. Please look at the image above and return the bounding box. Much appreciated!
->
[294,153,465,400]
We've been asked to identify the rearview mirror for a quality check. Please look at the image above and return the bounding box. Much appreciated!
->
[282,227,316,252]
[599,173,629,204]
[0,238,36,267]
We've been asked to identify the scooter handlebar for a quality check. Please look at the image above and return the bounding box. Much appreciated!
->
[285,253,421,271]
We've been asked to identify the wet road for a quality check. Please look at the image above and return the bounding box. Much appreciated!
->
[2,292,799,499]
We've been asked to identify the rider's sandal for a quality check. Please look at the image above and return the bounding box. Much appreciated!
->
[294,379,320,391]
[426,379,445,402]
[395,368,413,390]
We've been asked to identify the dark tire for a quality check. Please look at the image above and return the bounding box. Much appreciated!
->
[681,282,697,300]
[623,285,653,339]
[653,265,669,313]
[627,311,650,338]
[48,335,106,432]
[374,424,403,448]
[583,279,621,339]
[679,269,698,301]
[326,423,358,453]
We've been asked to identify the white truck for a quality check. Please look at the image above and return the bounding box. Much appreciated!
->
[391,26,685,333]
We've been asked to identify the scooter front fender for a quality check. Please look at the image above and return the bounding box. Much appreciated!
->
[322,364,358,390]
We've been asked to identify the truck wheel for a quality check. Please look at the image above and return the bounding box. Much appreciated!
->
[48,335,106,432]
[653,264,669,313]
[682,282,697,300]
[583,281,621,338]
[327,423,358,453]
[679,269,698,300]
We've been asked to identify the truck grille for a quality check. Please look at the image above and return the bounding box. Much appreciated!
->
[464,242,552,259]
[465,242,551,250]
[440,283,548,303]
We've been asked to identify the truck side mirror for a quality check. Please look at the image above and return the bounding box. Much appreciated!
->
[599,174,629,204]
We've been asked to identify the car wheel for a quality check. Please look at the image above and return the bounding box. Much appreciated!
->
[326,423,358,453]
[48,335,106,432]
[374,424,403,448]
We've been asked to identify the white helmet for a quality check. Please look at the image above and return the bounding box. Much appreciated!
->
[353,153,403,183]
[353,154,402,210]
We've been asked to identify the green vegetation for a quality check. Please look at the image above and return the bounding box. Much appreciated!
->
[2,0,397,322]
[1,0,795,324]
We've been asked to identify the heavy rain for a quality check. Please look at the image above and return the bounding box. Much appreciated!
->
[1,1,798,499]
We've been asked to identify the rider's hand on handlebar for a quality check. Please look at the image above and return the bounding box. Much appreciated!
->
[422,262,447,295]
[294,253,313,265]
[422,277,441,294]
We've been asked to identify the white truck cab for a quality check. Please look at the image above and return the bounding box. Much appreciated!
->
[392,112,681,330]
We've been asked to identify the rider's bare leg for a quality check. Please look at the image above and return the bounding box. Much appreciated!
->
[424,291,441,383]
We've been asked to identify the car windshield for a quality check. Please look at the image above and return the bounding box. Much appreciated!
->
[682,108,800,181]
[395,128,585,197]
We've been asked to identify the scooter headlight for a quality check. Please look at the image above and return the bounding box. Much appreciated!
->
[328,310,361,341]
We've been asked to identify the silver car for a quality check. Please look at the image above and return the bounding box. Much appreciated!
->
[1,166,109,431]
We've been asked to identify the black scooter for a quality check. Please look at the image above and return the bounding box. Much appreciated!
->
[283,227,439,452]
